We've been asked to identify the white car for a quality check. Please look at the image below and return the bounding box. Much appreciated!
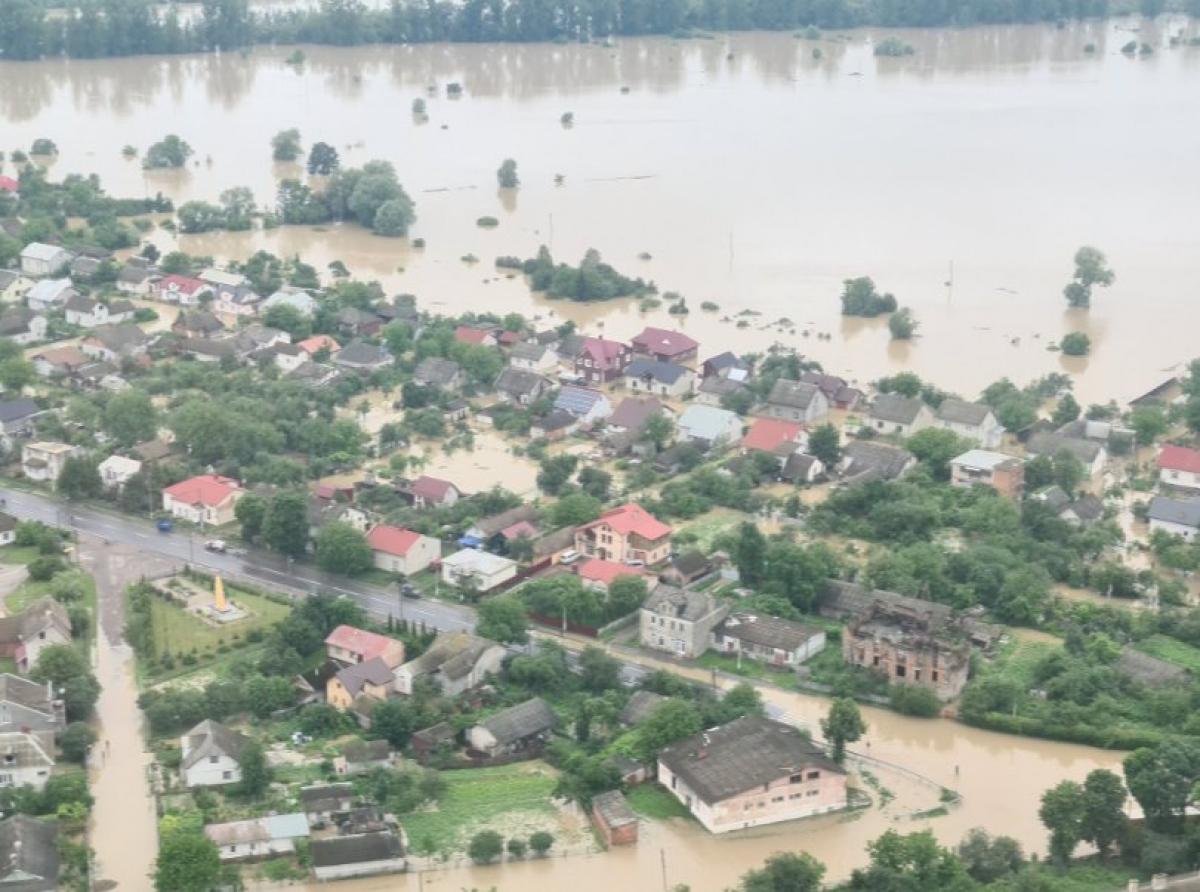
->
[204,539,227,553]
[558,549,580,565]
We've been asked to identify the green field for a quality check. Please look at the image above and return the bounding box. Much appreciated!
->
[625,784,691,820]
[988,636,1063,688]
[152,588,290,659]
[401,762,558,855]
[1135,634,1200,674]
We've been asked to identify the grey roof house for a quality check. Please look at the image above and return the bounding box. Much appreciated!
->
[413,356,464,390]
[867,393,933,436]
[466,697,557,757]
[838,440,917,483]
[763,379,829,424]
[494,367,550,405]
[332,341,391,373]
[0,815,58,890]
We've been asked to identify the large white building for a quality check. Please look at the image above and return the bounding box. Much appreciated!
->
[440,549,518,593]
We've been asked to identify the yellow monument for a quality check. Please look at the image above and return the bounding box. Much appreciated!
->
[214,575,228,613]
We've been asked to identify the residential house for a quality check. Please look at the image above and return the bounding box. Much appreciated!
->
[576,557,649,593]
[273,343,307,372]
[98,455,142,492]
[393,632,506,697]
[466,697,557,758]
[592,790,638,847]
[799,372,863,410]
[31,345,89,378]
[133,439,174,465]
[0,270,31,301]
[327,658,395,712]
[1147,496,1200,543]
[702,351,751,380]
[263,289,318,316]
[0,675,64,735]
[201,268,258,316]
[236,323,290,352]
[606,397,669,438]
[333,740,393,777]
[531,527,577,566]
[156,274,212,305]
[675,405,742,450]
[658,715,847,834]
[301,783,354,826]
[819,580,1003,650]
[762,379,829,424]
[639,586,729,659]
[0,815,60,891]
[454,325,497,347]
[576,503,673,566]
[0,307,47,345]
[510,342,557,373]
[461,505,539,551]
[206,814,309,863]
[631,327,699,365]
[0,598,71,674]
[659,551,713,588]
[71,258,107,284]
[63,294,135,328]
[1158,445,1200,493]
[81,323,149,362]
[180,719,249,787]
[843,603,972,701]
[625,358,694,398]
[712,613,825,669]
[178,337,238,364]
[531,408,577,440]
[839,440,917,483]
[741,418,807,461]
[297,334,340,358]
[949,449,1024,499]
[366,525,441,576]
[933,399,1004,448]
[333,341,391,374]
[780,453,824,484]
[867,393,933,437]
[575,337,632,384]
[116,263,155,295]
[413,357,465,391]
[696,376,748,408]
[324,625,406,668]
[173,309,225,339]
[25,278,76,312]
[19,243,71,278]
[440,549,518,593]
[1056,418,1135,454]
[289,361,345,390]
[406,475,460,508]
[620,690,668,727]
[410,722,457,762]
[1025,431,1107,479]
[310,831,406,882]
[0,399,44,448]
[494,367,550,406]
[162,474,244,526]
[339,307,383,338]
[21,442,77,484]
[1115,648,1189,689]
[0,732,54,791]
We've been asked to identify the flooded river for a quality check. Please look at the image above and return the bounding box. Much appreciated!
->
[3,20,1200,402]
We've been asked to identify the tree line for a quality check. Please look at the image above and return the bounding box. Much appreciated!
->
[2,0,1158,63]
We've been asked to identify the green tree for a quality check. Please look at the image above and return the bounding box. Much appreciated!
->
[642,413,674,450]
[1080,768,1128,858]
[374,196,416,236]
[1051,393,1081,427]
[154,826,221,892]
[888,306,917,339]
[59,722,96,764]
[307,141,339,175]
[468,829,504,864]
[237,741,271,797]
[808,423,840,468]
[1129,406,1167,445]
[732,522,768,587]
[370,699,423,748]
[235,493,266,542]
[955,829,1022,884]
[104,389,158,445]
[1123,739,1200,831]
[550,492,601,527]
[578,467,612,500]
[32,645,100,720]
[847,830,972,890]
[607,575,649,617]
[497,158,520,188]
[1063,246,1115,308]
[1039,780,1084,864]
[738,852,825,892]
[476,596,528,644]
[537,454,578,495]
[271,128,302,161]
[143,134,193,169]
[0,357,35,392]
[905,428,970,480]
[840,276,897,317]
[820,698,865,763]
[506,837,527,859]
[1051,450,1085,494]
[578,646,621,693]
[262,491,309,558]
[635,699,702,763]
[314,522,373,575]
[1060,332,1091,356]
[528,830,554,856]
[57,457,102,500]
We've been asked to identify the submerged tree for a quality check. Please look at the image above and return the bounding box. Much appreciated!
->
[497,158,520,188]
[1063,246,1114,308]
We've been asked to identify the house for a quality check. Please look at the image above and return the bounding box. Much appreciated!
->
[173,309,225,338]
[933,399,1004,448]
[466,697,557,758]
[455,325,497,347]
[1115,648,1189,689]
[407,475,460,508]
[843,602,971,701]
[272,343,307,372]
[134,438,174,465]
[839,440,917,483]
[162,474,244,526]
[179,337,238,364]
[780,453,824,484]
[0,598,71,673]
[301,783,355,826]
[531,408,578,440]
[297,334,340,357]
[0,815,59,891]
[393,632,506,697]
[0,270,31,301]
[31,345,89,378]
[413,357,465,391]
[1158,445,1200,493]
[97,455,142,492]
[294,662,340,705]
[696,376,748,408]
[494,367,550,406]
[63,294,135,328]
[1147,496,1200,543]
[289,361,345,390]
[509,342,557,373]
[325,625,406,668]
[327,658,396,712]
[411,722,458,762]
[206,813,310,862]
[440,549,518,593]
[0,176,16,195]
[639,586,729,658]
[0,513,14,547]
[0,675,64,735]
[116,263,155,295]
[0,732,55,791]
[575,336,632,384]
[620,690,668,727]
[762,379,829,424]
[310,831,406,882]
[576,557,649,593]
[19,243,71,278]
[675,405,742,450]
[81,323,149,361]
[332,341,390,373]
[799,372,863,410]
[652,442,700,475]
[867,393,933,437]
[702,351,750,380]
[180,719,249,787]
[338,307,383,338]
[576,503,673,565]
[236,323,290,352]
[367,525,441,576]
[1025,431,1107,479]
[741,418,807,460]
[532,527,577,565]
[333,739,393,776]
[592,790,638,847]
[657,715,847,834]
[263,289,319,316]
[200,267,251,309]
[156,274,212,305]
[631,326,699,365]
[21,442,77,484]
[461,504,539,551]
[606,397,668,438]
[625,358,694,398]
[949,450,1024,499]
[660,551,713,588]
[0,398,44,447]
[0,308,47,345]
[712,613,825,668]
[25,278,76,312]
[820,580,1005,651]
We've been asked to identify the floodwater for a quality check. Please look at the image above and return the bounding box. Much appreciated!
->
[408,428,541,498]
[2,20,1200,402]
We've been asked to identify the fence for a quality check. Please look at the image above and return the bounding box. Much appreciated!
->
[1124,874,1200,891]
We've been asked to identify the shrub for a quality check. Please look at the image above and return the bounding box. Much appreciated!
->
[529,830,554,856]
[476,216,499,228]
[27,555,65,582]
[468,830,504,864]
[506,837,527,859]
[1060,332,1091,356]
[888,685,941,717]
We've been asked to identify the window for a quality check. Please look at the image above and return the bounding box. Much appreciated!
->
[932,670,939,682]
[807,771,819,780]
[209,755,219,763]
[771,796,784,803]
[789,774,804,784]
[222,771,232,780]
[807,789,819,797]
[895,665,906,678]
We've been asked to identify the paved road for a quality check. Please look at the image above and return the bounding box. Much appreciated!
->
[0,486,476,634]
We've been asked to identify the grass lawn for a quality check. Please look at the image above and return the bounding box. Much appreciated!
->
[151,589,290,660]
[696,650,794,686]
[1135,634,1200,673]
[0,545,41,566]
[988,636,1062,688]
[402,761,559,856]
[626,784,690,820]
[675,508,750,552]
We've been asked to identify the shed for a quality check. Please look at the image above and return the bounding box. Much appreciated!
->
[591,790,639,847]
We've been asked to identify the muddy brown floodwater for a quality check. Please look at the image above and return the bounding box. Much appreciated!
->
[3,20,1200,402]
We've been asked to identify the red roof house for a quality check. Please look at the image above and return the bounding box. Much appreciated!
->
[407,475,460,508]
[575,503,672,566]
[576,557,648,591]
[575,337,632,384]
[156,274,213,305]
[0,176,18,194]
[631,327,699,364]
[161,474,244,525]
[741,418,806,456]
[297,335,341,356]
[324,624,406,669]
[455,326,497,347]
[366,524,441,575]
[1159,445,1200,491]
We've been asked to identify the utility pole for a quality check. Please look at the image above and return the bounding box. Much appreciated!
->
[660,848,668,891]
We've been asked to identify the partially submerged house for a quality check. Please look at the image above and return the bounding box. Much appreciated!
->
[842,603,971,701]
[466,697,557,758]
[866,393,932,437]
[712,613,826,669]
[205,813,310,862]
[310,831,406,882]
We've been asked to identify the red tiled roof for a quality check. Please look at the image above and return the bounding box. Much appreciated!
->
[158,274,207,295]
[367,524,424,556]
[498,331,521,346]
[455,326,493,345]
[162,474,241,507]
[631,327,698,358]
[1159,445,1200,475]
[411,475,456,502]
[297,335,340,355]
[741,418,804,454]
[580,337,627,370]
[582,503,672,541]
[324,624,401,662]
[0,177,18,193]
[576,558,646,587]
[500,520,538,541]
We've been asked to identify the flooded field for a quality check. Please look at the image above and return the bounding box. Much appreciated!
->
[2,20,1199,402]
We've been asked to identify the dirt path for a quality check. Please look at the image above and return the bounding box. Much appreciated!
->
[0,563,28,617]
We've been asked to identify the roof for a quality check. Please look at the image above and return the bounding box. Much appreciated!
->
[0,732,53,771]
[199,268,246,288]
[158,274,207,295]
[495,366,547,396]
[1159,445,1200,475]
[63,293,97,313]
[1034,485,1072,511]
[20,243,68,262]
[936,398,993,426]
[1025,431,1104,464]
[592,789,637,828]
[334,658,395,698]
[442,548,517,574]
[608,397,665,432]
[341,738,391,764]
[533,526,576,558]
[579,336,627,369]
[781,453,820,481]
[414,357,463,386]
[554,385,607,416]
[325,625,401,661]
[334,341,390,366]
[501,520,538,540]
[175,309,224,334]
[181,719,249,770]
[0,177,18,193]
[870,393,926,424]
[401,632,500,681]
[163,474,241,507]
[951,449,1019,471]
[658,715,842,805]
[677,405,739,442]
[1068,494,1104,522]
[767,379,822,410]
[117,264,151,284]
[841,440,915,481]
[0,513,15,534]
[310,831,404,868]
[0,398,41,423]
[704,351,747,374]
[479,697,556,745]
[581,503,672,541]
[1148,496,1200,529]
[0,815,59,889]
[698,377,745,398]
[1116,648,1189,687]
[0,270,19,290]
[510,342,549,362]
[632,326,698,358]
[133,439,172,462]
[626,357,689,385]
[469,505,539,539]
[98,455,142,476]
[620,690,667,726]
[297,335,340,354]
[533,408,576,433]
[742,417,804,454]
[643,585,722,622]
[88,322,148,351]
[366,525,425,557]
[26,278,73,304]
[300,782,353,809]
[716,612,822,652]
[410,475,457,502]
[455,325,494,345]
[799,372,860,403]
[0,674,54,714]
[577,557,645,587]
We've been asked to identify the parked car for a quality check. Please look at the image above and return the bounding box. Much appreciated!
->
[558,549,580,565]
[205,539,227,553]
[156,518,173,533]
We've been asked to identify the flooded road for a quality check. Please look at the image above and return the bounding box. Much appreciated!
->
[3,21,1200,402]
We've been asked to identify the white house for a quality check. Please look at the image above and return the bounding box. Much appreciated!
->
[98,455,142,491]
[440,548,517,593]
[1147,496,1200,543]
[0,732,54,791]
[933,399,1005,448]
[180,719,248,787]
[0,513,15,547]
[0,309,47,345]
[625,359,695,399]
[19,244,71,278]
[867,393,934,438]
[675,405,743,450]
[0,270,32,301]
[366,525,441,576]
[393,632,506,697]
[21,442,78,484]
[25,278,76,312]
[553,386,612,427]
[762,379,829,424]
[162,475,244,526]
[263,289,318,316]
[63,295,136,328]
[1158,446,1200,493]
[205,813,310,862]
[509,342,558,373]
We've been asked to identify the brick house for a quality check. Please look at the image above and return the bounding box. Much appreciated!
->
[574,337,632,385]
[575,503,672,566]
[639,586,729,659]
[591,790,638,846]
[949,449,1025,499]
[842,603,971,701]
[324,625,406,668]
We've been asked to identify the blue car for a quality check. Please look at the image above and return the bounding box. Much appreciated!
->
[156,518,174,533]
